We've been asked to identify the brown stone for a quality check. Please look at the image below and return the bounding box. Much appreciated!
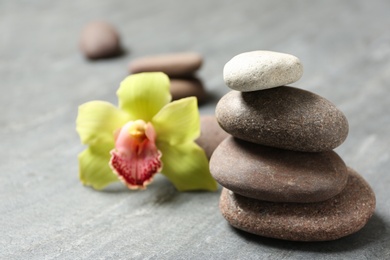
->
[220,168,376,241]
[196,115,229,159]
[170,77,208,104]
[216,87,349,152]
[128,52,203,77]
[79,21,121,59]
[210,137,348,203]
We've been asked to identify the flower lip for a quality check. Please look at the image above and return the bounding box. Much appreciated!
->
[110,120,162,189]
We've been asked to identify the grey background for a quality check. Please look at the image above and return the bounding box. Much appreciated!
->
[1,0,389,259]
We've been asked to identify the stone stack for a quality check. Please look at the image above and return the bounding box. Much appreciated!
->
[210,51,376,241]
[128,53,208,103]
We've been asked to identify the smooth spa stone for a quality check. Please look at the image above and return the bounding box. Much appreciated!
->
[79,21,121,59]
[216,87,349,152]
[128,52,203,77]
[210,136,348,203]
[223,51,303,91]
[196,115,230,159]
[170,77,208,104]
[219,168,376,242]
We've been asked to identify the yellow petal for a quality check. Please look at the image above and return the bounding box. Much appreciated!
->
[158,141,218,191]
[117,72,172,122]
[76,101,131,147]
[79,144,119,190]
[152,97,200,146]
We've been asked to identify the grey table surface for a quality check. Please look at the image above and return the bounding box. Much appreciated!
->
[1,1,390,259]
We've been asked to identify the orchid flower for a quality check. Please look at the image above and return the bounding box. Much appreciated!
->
[76,72,217,191]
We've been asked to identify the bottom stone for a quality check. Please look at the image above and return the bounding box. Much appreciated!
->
[220,168,376,241]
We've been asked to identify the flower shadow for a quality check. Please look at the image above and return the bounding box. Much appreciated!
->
[152,182,179,205]
[230,213,387,253]
[99,174,179,203]
[100,182,131,193]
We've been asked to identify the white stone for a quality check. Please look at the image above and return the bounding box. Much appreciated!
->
[223,51,303,92]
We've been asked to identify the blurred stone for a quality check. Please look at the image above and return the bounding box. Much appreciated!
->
[129,52,203,77]
[79,21,122,59]
[196,115,229,160]
[170,77,208,104]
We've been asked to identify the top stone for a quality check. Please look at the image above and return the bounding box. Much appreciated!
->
[223,51,303,92]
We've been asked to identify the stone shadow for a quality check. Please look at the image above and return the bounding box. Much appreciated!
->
[230,213,388,253]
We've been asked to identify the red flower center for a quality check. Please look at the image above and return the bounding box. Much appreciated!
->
[110,120,162,189]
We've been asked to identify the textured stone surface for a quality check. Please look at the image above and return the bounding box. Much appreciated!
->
[79,21,121,59]
[220,168,376,241]
[210,137,348,203]
[216,87,349,152]
[170,77,208,103]
[1,1,389,259]
[129,52,203,77]
[196,115,229,159]
[223,51,303,91]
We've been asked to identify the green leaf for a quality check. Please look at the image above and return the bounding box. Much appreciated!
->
[152,97,200,146]
[117,72,172,122]
[158,141,218,191]
[76,101,131,147]
[78,144,119,190]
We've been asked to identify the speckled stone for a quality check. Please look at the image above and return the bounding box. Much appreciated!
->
[216,87,349,152]
[170,77,208,104]
[220,168,376,242]
[196,115,230,159]
[129,52,203,77]
[79,21,121,59]
[210,137,348,203]
[223,51,303,92]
